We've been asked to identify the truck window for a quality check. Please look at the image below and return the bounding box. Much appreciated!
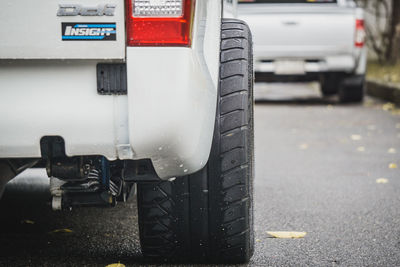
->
[238,0,337,3]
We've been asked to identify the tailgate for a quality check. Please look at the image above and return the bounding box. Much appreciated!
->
[238,5,356,58]
[0,0,125,59]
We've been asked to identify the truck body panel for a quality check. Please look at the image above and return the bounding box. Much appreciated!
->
[239,5,356,59]
[0,60,126,158]
[127,0,221,179]
[0,0,222,179]
[0,0,125,59]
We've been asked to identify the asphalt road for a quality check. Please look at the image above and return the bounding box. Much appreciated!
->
[1,82,400,266]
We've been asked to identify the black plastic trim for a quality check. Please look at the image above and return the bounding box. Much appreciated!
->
[97,63,127,95]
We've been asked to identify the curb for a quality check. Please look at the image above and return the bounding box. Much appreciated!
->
[366,79,400,105]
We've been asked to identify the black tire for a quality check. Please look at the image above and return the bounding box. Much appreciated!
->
[320,73,341,96]
[339,75,365,103]
[137,19,254,263]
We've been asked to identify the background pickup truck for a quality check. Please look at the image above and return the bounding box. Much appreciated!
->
[0,0,254,263]
[227,0,367,102]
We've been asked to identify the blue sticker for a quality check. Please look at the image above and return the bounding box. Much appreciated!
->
[62,22,116,41]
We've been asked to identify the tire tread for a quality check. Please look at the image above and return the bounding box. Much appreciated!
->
[137,19,254,263]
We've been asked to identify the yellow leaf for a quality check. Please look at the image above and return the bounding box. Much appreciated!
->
[22,220,35,225]
[388,148,397,154]
[299,144,309,150]
[382,102,395,111]
[351,135,362,141]
[389,163,398,169]
[50,228,73,234]
[376,178,389,184]
[357,146,365,152]
[106,264,125,267]
[363,99,375,107]
[396,123,400,129]
[266,231,307,239]
[256,239,261,242]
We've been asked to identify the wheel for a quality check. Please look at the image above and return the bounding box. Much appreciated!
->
[320,73,340,96]
[136,19,254,263]
[339,75,365,103]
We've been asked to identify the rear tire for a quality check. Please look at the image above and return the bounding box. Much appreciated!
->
[339,75,365,103]
[137,19,254,263]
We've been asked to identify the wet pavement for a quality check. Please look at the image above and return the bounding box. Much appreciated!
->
[1,82,400,266]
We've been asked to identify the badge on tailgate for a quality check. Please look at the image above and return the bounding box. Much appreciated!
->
[61,23,116,41]
[57,4,116,16]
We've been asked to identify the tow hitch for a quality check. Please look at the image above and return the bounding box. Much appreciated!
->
[40,137,159,210]
[40,137,128,210]
[49,156,125,211]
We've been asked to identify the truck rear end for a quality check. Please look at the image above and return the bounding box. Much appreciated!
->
[0,1,257,263]
[0,0,221,179]
[237,0,365,74]
[235,0,367,102]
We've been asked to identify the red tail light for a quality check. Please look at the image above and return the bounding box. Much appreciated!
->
[355,19,365,48]
[126,0,195,47]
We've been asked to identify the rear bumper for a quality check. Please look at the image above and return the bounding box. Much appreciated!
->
[254,55,356,74]
[0,48,217,180]
[253,47,367,75]
[0,60,119,159]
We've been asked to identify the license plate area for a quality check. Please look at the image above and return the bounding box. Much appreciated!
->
[275,60,305,75]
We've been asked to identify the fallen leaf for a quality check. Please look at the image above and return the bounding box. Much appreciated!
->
[396,123,400,129]
[382,102,395,111]
[326,105,333,110]
[392,109,400,116]
[376,178,389,184]
[351,135,362,141]
[299,144,309,150]
[357,146,366,152]
[21,220,35,225]
[256,239,261,242]
[363,99,375,107]
[50,228,73,234]
[389,163,398,169]
[106,264,125,267]
[266,231,307,239]
[388,148,397,154]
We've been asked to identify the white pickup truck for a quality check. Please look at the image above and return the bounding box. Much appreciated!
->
[0,0,254,263]
[226,0,367,102]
